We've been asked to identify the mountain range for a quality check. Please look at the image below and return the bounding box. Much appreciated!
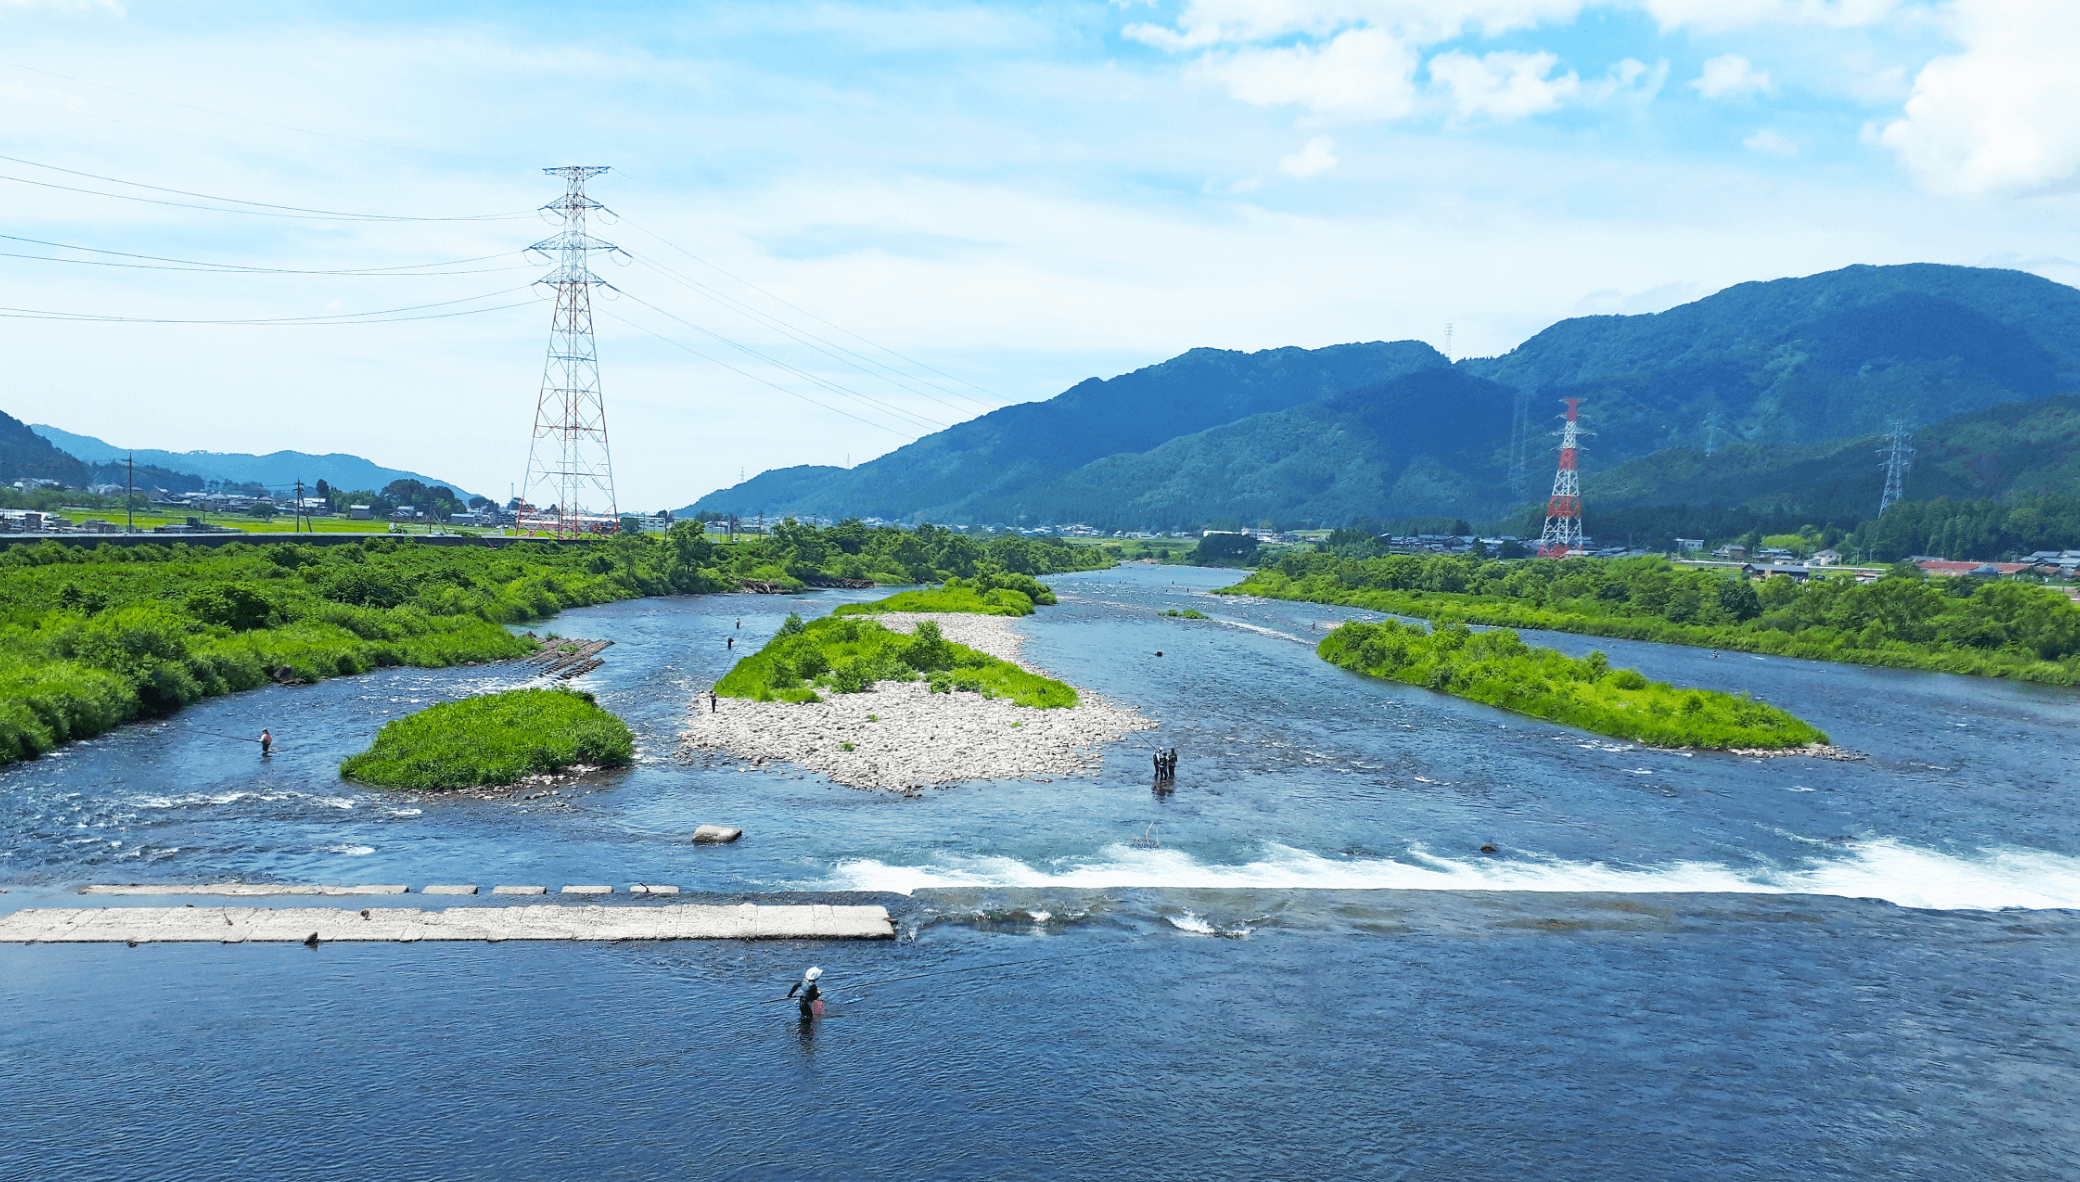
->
[686,263,2080,532]
[26,424,481,501]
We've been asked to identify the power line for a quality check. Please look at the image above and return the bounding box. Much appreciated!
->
[0,286,535,325]
[625,251,989,420]
[608,179,1013,406]
[617,289,948,433]
[0,243,528,277]
[0,234,516,273]
[0,153,533,222]
[600,307,918,441]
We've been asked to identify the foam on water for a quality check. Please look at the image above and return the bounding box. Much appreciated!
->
[820,838,2080,912]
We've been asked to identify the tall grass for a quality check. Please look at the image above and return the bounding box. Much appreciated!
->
[1321,619,1828,750]
[340,687,633,790]
[832,572,1057,618]
[716,614,1076,708]
[1226,553,2080,686]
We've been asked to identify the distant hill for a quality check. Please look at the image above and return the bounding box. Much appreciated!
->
[682,263,2080,531]
[30,425,483,501]
[1,411,88,487]
[1460,263,2080,463]
[1583,393,2080,522]
[1,410,202,494]
[994,368,1520,530]
[682,340,1449,521]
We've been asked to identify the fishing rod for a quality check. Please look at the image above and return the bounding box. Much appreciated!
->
[167,723,280,749]
[762,942,1144,1003]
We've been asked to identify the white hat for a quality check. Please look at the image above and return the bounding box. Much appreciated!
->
[805,967,823,980]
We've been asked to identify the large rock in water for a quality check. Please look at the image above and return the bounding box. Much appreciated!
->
[693,825,743,844]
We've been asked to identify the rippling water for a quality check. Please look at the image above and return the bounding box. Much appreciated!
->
[4,565,2077,1179]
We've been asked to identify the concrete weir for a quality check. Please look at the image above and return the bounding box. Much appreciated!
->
[0,903,896,944]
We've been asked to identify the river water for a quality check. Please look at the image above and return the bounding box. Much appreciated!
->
[4,564,2077,1180]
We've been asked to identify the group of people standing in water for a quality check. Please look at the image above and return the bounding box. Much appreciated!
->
[1152,747,1179,785]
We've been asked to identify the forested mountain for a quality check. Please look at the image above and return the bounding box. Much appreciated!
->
[684,340,1448,521]
[688,263,2080,532]
[1,411,88,487]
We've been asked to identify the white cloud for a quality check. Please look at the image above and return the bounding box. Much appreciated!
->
[1125,0,1588,50]
[1277,134,1339,176]
[1691,53,1774,99]
[0,0,123,11]
[1192,25,1422,119]
[1876,0,2080,196]
[1645,0,1904,32]
[1744,128,1799,154]
[1429,50,1579,122]
[1133,1,1592,121]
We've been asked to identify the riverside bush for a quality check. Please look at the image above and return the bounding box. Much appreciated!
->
[1320,620,1828,749]
[1225,552,2080,685]
[339,687,633,790]
[0,521,1111,766]
[833,572,1055,618]
[716,616,1076,708]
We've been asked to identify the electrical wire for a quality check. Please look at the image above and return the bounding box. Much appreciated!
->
[0,286,535,325]
[0,235,519,274]
[0,249,528,278]
[624,251,989,420]
[607,182,1012,407]
[0,153,534,222]
[600,307,918,441]
[617,289,947,433]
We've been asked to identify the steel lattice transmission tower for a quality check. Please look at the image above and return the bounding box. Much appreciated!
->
[1877,420,1915,516]
[519,166,624,536]
[1537,398,1589,558]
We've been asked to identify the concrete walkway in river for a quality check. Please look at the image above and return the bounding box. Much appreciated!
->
[0,902,895,943]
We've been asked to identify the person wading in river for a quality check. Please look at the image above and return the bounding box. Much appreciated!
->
[787,966,824,1018]
[259,729,272,757]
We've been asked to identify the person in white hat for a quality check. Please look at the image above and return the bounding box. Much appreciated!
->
[786,966,824,1018]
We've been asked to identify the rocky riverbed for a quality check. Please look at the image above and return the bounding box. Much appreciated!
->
[679,612,1155,791]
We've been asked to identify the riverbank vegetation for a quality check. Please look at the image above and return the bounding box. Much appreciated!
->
[340,687,633,790]
[716,613,1076,708]
[1321,620,1827,749]
[833,572,1057,618]
[1225,553,2080,685]
[0,521,1113,767]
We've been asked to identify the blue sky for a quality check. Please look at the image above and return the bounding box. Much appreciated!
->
[3,0,2077,508]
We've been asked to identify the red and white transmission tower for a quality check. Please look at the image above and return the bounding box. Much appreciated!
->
[519,166,622,537]
[1536,398,1588,557]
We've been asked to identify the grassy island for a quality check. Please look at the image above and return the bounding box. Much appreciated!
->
[1321,619,1827,750]
[1225,553,2080,686]
[716,613,1076,708]
[340,687,634,790]
[833,572,1056,618]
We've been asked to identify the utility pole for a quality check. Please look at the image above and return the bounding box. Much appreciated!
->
[520,166,622,538]
[1537,398,1589,558]
[125,452,134,534]
[294,480,304,534]
[1878,421,1914,516]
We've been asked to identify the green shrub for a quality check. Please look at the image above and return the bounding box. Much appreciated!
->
[1320,619,1826,749]
[716,615,1076,708]
[339,687,633,790]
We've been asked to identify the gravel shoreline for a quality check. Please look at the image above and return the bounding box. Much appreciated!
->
[679,613,1155,791]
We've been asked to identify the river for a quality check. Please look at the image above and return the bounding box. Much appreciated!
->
[4,563,2076,1180]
